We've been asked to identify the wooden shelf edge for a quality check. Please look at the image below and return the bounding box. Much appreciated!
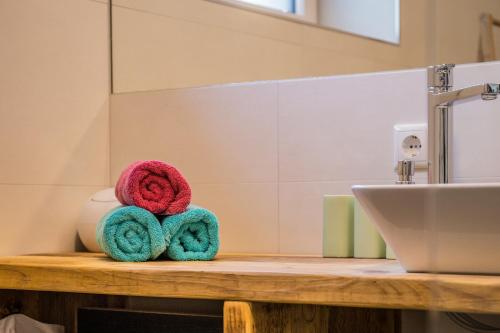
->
[0,254,498,314]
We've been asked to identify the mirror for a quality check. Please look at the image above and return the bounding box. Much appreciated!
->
[206,0,400,44]
[111,0,500,93]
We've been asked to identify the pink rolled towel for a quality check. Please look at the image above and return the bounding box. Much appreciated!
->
[115,160,191,215]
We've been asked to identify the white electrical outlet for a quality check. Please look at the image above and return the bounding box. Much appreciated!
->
[394,124,427,168]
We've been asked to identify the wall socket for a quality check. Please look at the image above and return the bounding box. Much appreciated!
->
[394,124,427,168]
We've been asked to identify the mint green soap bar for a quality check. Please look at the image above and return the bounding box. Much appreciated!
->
[354,199,386,258]
[386,245,397,260]
[323,195,354,258]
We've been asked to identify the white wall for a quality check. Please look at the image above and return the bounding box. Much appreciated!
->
[110,60,500,332]
[110,60,500,255]
[0,0,110,254]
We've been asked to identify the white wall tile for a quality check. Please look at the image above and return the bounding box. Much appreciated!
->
[192,182,279,254]
[111,82,278,185]
[452,62,500,180]
[0,184,105,255]
[0,0,110,186]
[278,70,427,182]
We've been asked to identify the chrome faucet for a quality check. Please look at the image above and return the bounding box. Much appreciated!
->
[427,64,500,184]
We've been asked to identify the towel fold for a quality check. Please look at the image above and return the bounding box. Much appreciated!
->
[160,206,219,261]
[96,206,166,262]
[0,314,64,333]
[115,160,191,215]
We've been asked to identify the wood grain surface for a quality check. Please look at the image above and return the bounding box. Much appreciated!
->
[224,301,329,333]
[0,291,127,333]
[223,301,401,333]
[0,253,499,313]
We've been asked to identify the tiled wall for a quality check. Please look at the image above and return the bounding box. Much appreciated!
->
[111,84,280,253]
[0,0,110,255]
[111,70,420,254]
[111,61,500,255]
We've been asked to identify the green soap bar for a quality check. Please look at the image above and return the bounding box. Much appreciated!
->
[354,199,386,259]
[323,195,354,258]
[386,245,397,260]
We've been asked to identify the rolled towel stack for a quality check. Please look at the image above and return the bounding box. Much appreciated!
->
[97,160,220,262]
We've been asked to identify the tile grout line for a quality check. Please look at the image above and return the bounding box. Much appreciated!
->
[182,175,500,186]
[11,177,486,190]
[0,183,108,188]
[108,0,114,187]
[88,0,109,5]
[276,82,281,254]
[109,0,114,94]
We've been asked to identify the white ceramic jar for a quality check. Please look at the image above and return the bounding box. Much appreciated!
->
[77,188,121,252]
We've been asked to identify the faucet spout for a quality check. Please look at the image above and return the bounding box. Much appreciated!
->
[430,83,500,107]
[481,83,500,100]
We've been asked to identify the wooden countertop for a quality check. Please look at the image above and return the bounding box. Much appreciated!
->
[0,253,499,314]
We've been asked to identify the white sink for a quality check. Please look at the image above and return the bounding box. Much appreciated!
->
[352,183,500,274]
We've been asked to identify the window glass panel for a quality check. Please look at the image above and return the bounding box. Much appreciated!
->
[237,0,295,13]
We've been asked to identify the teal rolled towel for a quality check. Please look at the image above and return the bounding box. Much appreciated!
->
[160,206,219,261]
[96,206,166,262]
